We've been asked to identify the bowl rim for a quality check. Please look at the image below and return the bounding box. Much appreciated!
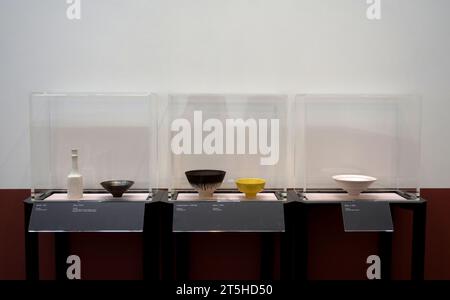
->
[332,174,377,182]
[185,169,226,176]
[100,180,135,187]
[235,178,266,185]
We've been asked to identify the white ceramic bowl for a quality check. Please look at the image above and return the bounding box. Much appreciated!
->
[332,174,377,196]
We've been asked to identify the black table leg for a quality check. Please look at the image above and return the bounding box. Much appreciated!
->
[295,204,308,280]
[54,232,70,280]
[24,202,39,280]
[260,233,275,279]
[379,231,393,280]
[280,230,289,280]
[280,201,296,280]
[411,202,427,280]
[161,202,174,280]
[143,202,160,280]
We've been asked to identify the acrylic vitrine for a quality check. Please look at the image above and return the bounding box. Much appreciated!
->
[156,94,293,201]
[30,93,158,201]
[294,94,422,201]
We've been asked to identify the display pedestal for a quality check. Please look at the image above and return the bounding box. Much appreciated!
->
[23,190,427,280]
[23,191,163,280]
[287,190,427,280]
[162,191,291,280]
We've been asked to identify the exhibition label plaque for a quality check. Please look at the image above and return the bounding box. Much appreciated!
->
[29,202,145,232]
[341,201,393,232]
[172,201,285,232]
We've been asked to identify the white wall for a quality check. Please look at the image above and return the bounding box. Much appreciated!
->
[0,0,449,188]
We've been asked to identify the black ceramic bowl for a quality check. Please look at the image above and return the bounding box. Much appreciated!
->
[185,170,226,197]
[101,180,134,198]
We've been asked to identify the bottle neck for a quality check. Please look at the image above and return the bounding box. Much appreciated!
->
[71,155,79,172]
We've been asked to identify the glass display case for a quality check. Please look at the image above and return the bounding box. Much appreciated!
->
[30,92,157,201]
[294,94,422,201]
[156,93,293,201]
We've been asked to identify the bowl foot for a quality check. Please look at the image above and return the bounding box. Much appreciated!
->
[198,190,214,198]
[347,191,362,197]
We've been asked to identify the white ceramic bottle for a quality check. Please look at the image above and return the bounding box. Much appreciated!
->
[67,149,83,199]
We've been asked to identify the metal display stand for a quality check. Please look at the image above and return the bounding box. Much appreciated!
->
[161,190,292,280]
[23,190,427,280]
[23,191,162,280]
[286,190,427,280]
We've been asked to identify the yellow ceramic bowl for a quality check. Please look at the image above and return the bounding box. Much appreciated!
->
[235,178,266,199]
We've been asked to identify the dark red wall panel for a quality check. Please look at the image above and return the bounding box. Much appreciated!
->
[422,189,450,279]
[306,205,379,279]
[0,190,29,279]
[188,233,262,280]
[69,233,143,280]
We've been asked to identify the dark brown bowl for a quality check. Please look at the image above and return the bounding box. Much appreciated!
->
[185,169,226,185]
[185,170,226,197]
[101,180,134,197]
